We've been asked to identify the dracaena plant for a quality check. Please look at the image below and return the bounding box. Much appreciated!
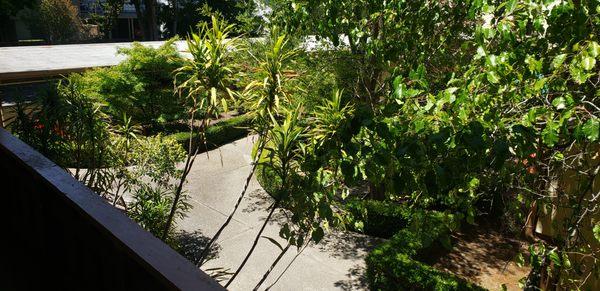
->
[161,16,239,240]
[196,31,300,267]
[250,101,353,290]
[242,29,299,118]
[226,108,307,289]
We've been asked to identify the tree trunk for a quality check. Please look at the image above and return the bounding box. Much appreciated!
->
[523,201,538,241]
[133,0,158,40]
[368,181,386,201]
[253,244,291,291]
[172,0,178,36]
[143,0,158,40]
[132,0,146,39]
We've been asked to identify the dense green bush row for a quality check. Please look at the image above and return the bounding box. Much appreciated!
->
[340,197,484,290]
[257,159,484,290]
[166,114,253,153]
[366,211,485,291]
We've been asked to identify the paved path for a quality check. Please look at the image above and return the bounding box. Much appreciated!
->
[176,136,377,290]
[0,41,189,83]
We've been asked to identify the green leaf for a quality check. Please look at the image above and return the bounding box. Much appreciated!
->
[582,118,599,141]
[594,223,600,243]
[311,226,324,243]
[393,77,404,100]
[468,177,480,189]
[588,41,600,58]
[551,54,567,69]
[552,151,564,161]
[354,221,364,232]
[486,54,497,67]
[525,55,543,73]
[533,78,547,92]
[516,253,525,267]
[562,253,571,268]
[505,0,517,13]
[475,46,486,60]
[569,64,589,84]
[221,98,228,113]
[542,124,559,146]
[210,87,218,105]
[548,250,561,266]
[582,56,596,71]
[466,207,475,224]
[487,71,500,84]
[551,97,566,110]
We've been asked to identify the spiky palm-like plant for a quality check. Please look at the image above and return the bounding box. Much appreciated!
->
[161,16,239,240]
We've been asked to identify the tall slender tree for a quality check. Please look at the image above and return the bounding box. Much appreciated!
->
[132,0,159,40]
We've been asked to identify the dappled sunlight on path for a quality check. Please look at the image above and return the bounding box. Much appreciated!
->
[177,136,376,290]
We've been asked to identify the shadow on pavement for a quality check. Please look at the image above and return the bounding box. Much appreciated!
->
[334,264,369,291]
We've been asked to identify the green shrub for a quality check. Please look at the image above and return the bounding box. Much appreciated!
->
[129,184,175,237]
[345,199,411,238]
[128,134,189,242]
[81,39,185,128]
[366,211,484,291]
[166,114,253,153]
[367,247,484,291]
[11,75,112,169]
[255,160,281,196]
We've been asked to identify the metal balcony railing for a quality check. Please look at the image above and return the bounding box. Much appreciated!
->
[0,128,223,291]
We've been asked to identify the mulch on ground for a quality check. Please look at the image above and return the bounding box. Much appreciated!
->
[433,224,531,291]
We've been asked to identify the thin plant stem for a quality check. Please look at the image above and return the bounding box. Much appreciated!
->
[253,243,291,291]
[197,138,265,266]
[265,241,309,290]
[225,200,280,288]
[161,106,207,240]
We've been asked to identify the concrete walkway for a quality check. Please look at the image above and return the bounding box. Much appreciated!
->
[176,136,377,290]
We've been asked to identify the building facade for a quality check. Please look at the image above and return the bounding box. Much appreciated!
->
[0,0,141,44]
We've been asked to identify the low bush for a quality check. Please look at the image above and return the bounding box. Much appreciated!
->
[166,114,253,153]
[345,199,411,238]
[80,39,186,129]
[366,211,484,291]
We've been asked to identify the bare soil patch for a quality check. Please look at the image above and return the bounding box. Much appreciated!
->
[433,224,530,291]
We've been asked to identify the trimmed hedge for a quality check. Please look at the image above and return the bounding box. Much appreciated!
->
[366,211,485,291]
[256,162,280,196]
[251,134,484,291]
[166,114,253,153]
[345,199,411,238]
